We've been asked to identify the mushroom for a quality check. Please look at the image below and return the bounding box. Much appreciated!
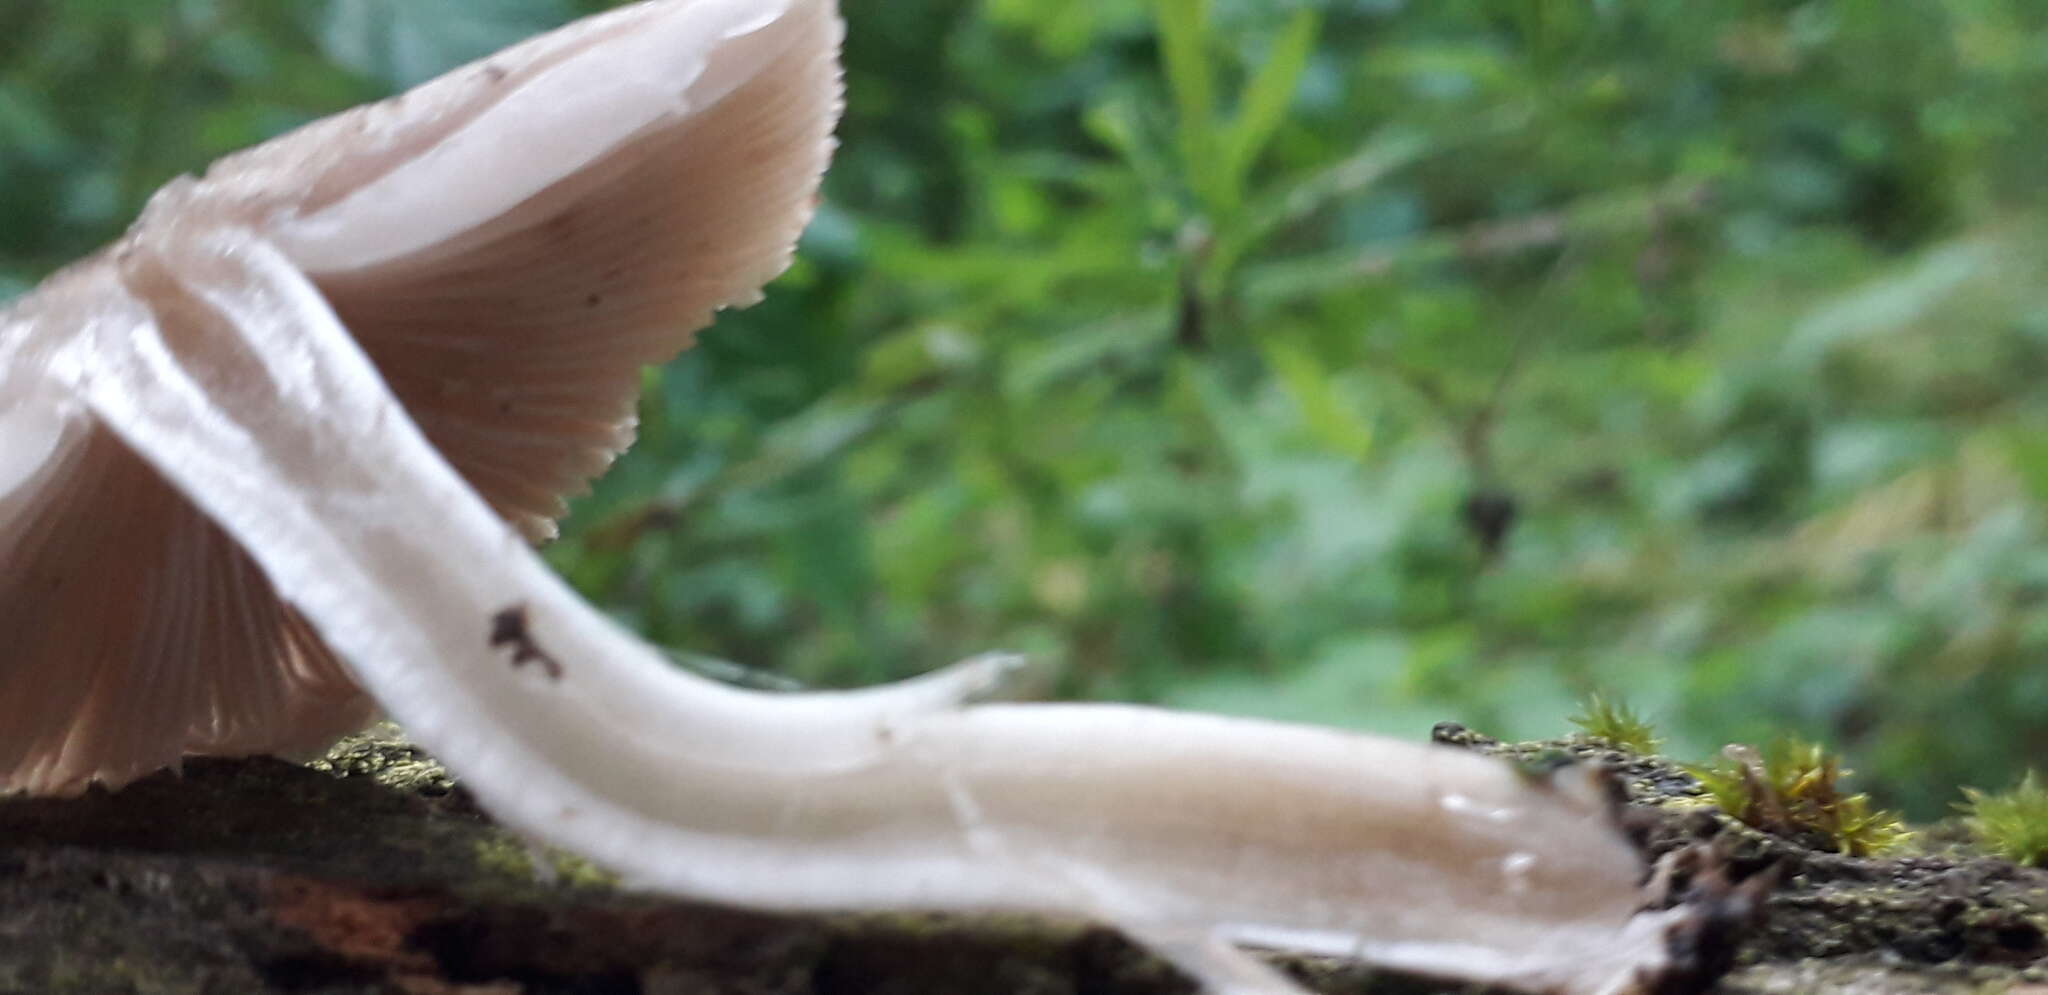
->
[0,2,1721,993]
[0,0,839,793]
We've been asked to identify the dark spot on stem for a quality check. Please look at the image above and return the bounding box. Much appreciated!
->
[490,604,563,680]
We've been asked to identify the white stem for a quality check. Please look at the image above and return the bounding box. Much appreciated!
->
[41,227,1686,995]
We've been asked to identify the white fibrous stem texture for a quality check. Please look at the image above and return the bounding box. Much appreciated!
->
[0,2,1698,993]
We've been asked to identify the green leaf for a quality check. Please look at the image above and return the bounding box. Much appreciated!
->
[1151,0,1225,214]
[1084,93,1181,199]
[2002,426,2048,507]
[1781,241,1992,365]
[1218,125,1430,280]
[1220,10,1319,199]
[1266,340,1374,461]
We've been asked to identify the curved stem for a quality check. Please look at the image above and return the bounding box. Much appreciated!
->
[40,227,1687,995]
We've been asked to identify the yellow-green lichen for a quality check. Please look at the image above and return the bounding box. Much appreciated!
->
[1567,692,1663,755]
[1959,770,2048,867]
[471,836,620,890]
[307,722,456,797]
[1685,736,1912,857]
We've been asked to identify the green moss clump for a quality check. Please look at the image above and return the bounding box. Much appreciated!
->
[1686,737,1912,857]
[1567,692,1663,755]
[1959,770,2048,866]
[470,838,620,890]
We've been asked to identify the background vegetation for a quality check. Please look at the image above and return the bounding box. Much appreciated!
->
[5,0,2047,818]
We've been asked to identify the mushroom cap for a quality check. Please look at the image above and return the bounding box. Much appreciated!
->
[0,0,844,793]
[221,0,846,540]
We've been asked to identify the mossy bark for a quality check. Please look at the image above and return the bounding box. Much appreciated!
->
[0,725,2042,994]
[1434,724,2048,995]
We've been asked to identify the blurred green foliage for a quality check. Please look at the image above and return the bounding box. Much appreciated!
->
[6,1,2048,817]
